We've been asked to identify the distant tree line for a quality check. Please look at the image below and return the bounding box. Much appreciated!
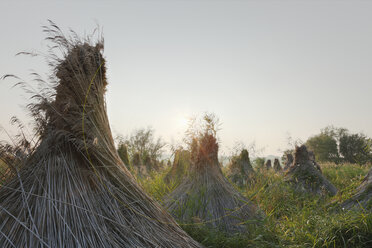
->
[117,125,372,169]
[305,126,372,165]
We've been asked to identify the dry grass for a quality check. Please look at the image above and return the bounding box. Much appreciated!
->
[283,153,293,171]
[273,159,281,172]
[285,145,338,196]
[164,131,263,233]
[164,149,191,185]
[226,149,255,187]
[0,22,201,247]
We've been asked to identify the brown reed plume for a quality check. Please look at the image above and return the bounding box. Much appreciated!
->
[164,114,263,233]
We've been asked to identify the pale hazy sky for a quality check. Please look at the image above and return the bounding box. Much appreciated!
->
[1,0,372,156]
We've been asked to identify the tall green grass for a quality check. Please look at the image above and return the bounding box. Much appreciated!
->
[322,163,369,201]
[138,168,178,202]
[138,164,371,247]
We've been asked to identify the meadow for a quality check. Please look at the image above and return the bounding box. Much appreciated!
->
[139,163,372,248]
[1,22,371,247]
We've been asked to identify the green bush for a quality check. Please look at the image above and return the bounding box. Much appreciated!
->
[306,134,339,163]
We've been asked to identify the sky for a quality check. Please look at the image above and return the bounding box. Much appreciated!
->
[1,0,372,157]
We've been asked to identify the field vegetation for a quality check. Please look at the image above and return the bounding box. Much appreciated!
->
[139,162,371,247]
[1,23,371,248]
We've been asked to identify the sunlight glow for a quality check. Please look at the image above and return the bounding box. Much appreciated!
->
[177,115,189,130]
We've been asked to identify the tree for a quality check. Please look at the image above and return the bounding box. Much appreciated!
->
[321,125,348,143]
[339,133,372,165]
[119,128,166,170]
[306,133,339,163]
[321,126,348,154]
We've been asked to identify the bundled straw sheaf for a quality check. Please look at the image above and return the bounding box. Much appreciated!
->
[265,159,272,170]
[226,149,255,187]
[342,168,372,211]
[164,131,262,233]
[285,145,337,196]
[283,153,293,171]
[0,22,201,247]
[164,149,191,184]
[273,158,282,172]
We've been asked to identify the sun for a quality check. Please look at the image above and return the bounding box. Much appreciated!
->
[175,114,189,130]
[178,115,189,129]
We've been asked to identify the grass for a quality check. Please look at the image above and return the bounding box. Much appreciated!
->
[139,163,372,247]
[138,168,179,202]
[322,163,369,201]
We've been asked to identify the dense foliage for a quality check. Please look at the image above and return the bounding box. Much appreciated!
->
[339,133,372,165]
[306,134,339,163]
[305,126,372,165]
